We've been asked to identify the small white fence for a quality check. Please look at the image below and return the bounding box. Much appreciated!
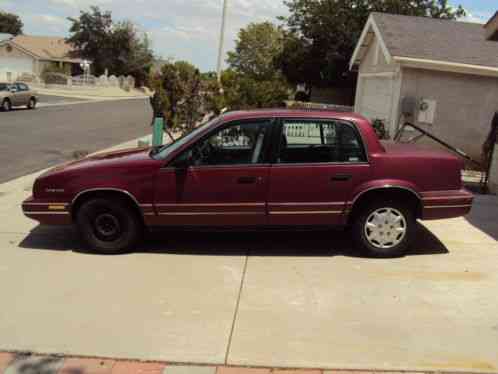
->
[14,73,136,91]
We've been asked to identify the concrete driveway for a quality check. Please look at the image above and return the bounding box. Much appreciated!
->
[0,164,497,372]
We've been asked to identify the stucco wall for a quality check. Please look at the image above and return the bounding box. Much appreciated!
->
[359,37,398,74]
[0,44,36,81]
[399,68,498,161]
[355,36,402,135]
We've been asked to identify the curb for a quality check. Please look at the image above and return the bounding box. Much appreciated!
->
[1,352,493,374]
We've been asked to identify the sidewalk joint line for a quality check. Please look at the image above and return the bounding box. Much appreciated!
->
[224,251,249,365]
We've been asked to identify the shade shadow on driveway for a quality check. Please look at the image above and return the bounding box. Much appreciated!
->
[464,194,498,241]
[18,223,448,258]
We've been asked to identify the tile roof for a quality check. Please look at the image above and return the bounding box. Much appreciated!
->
[8,35,82,62]
[371,12,498,69]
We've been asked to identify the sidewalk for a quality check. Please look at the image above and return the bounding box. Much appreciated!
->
[36,86,150,100]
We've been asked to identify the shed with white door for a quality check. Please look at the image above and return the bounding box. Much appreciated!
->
[350,11,498,161]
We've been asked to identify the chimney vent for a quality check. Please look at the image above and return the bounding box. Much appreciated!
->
[484,11,498,41]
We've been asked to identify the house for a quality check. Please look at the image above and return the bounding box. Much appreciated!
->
[0,34,84,82]
[350,11,498,161]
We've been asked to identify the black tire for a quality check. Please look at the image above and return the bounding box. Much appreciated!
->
[2,99,11,112]
[27,97,36,109]
[352,199,415,258]
[75,197,142,254]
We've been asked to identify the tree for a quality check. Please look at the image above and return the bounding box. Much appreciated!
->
[220,69,289,110]
[67,7,113,74]
[279,0,466,89]
[151,60,204,134]
[0,11,23,35]
[223,22,290,110]
[67,7,153,85]
[227,22,284,81]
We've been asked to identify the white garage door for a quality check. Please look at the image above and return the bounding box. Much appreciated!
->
[358,76,394,124]
[0,56,34,81]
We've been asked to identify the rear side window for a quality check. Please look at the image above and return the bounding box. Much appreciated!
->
[277,119,367,164]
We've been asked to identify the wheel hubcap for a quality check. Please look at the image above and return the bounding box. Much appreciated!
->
[94,213,121,240]
[364,208,407,249]
[3,101,9,110]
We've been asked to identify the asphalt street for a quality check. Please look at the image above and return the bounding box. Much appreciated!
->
[0,97,151,183]
[37,94,91,104]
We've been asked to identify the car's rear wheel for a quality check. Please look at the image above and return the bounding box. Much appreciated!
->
[352,200,415,258]
[76,197,142,254]
[27,97,36,109]
[2,99,11,112]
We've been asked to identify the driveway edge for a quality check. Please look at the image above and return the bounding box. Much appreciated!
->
[1,352,496,374]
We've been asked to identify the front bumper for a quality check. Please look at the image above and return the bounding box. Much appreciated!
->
[421,188,474,220]
[22,196,72,225]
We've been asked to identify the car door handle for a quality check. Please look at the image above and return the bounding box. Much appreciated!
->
[237,176,257,184]
[331,174,352,182]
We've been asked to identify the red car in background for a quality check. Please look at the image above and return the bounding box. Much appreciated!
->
[22,109,473,257]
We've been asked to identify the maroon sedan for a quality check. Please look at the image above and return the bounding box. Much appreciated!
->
[22,109,473,257]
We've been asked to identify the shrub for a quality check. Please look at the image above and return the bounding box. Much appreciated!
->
[372,119,390,140]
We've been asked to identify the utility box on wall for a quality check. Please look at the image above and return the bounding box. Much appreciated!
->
[417,98,437,125]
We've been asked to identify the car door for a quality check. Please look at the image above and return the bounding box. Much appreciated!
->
[267,118,371,226]
[16,83,30,105]
[153,118,273,226]
[8,84,20,106]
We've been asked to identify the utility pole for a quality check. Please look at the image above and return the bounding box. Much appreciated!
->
[216,0,228,82]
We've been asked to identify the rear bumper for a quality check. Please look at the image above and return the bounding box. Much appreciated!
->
[22,196,72,225]
[421,188,474,220]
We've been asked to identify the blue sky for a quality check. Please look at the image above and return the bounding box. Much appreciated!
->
[1,0,495,72]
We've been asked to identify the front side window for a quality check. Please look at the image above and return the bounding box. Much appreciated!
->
[278,119,366,164]
[16,83,28,91]
[177,120,270,166]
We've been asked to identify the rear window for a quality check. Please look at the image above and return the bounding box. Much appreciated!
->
[0,84,9,91]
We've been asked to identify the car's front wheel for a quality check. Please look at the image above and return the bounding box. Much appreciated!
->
[76,197,143,254]
[353,200,415,258]
[27,97,37,109]
[2,99,11,112]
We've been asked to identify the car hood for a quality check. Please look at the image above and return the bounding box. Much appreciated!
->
[46,147,157,175]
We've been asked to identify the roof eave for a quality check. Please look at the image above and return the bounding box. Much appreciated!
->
[394,56,498,78]
[349,14,392,71]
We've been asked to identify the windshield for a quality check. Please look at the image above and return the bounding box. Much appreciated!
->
[0,84,9,91]
[151,116,221,160]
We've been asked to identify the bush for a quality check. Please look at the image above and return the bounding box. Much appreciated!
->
[372,119,390,140]
[41,65,70,84]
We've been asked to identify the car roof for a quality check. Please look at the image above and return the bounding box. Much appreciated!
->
[221,108,369,122]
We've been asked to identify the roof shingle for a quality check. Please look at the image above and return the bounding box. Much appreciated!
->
[372,12,498,69]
